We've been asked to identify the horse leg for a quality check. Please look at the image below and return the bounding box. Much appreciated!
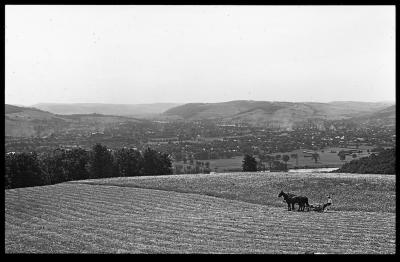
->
[287,203,291,211]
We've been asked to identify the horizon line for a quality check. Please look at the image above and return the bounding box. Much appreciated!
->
[6,99,396,107]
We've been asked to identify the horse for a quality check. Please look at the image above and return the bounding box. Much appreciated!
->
[278,190,310,211]
[278,190,296,211]
[296,195,310,211]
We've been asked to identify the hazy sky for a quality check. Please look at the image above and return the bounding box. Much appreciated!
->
[5,5,395,106]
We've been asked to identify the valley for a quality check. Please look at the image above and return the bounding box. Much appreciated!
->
[5,101,396,174]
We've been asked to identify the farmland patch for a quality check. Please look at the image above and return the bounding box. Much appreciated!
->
[5,182,395,254]
[72,172,395,213]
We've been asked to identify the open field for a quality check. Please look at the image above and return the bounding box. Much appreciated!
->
[74,172,395,213]
[279,147,372,168]
[183,146,375,172]
[5,181,395,254]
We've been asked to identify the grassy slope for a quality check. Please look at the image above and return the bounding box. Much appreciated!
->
[72,172,395,213]
[5,182,395,253]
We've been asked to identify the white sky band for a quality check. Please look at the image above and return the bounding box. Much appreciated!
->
[5,5,395,106]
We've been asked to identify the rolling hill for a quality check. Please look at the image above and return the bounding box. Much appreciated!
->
[163,100,395,128]
[5,101,395,137]
[345,105,396,127]
[5,172,396,253]
[5,104,143,137]
[32,103,182,117]
[5,105,68,137]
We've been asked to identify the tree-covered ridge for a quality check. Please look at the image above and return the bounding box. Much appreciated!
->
[5,144,173,189]
[336,148,395,174]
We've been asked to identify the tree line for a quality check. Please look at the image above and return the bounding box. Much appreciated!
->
[242,154,289,172]
[5,144,173,189]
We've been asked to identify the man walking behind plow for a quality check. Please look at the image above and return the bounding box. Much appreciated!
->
[323,195,332,212]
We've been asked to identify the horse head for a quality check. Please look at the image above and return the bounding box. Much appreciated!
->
[278,190,284,198]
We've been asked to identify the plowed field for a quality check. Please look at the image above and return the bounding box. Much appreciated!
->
[5,172,395,254]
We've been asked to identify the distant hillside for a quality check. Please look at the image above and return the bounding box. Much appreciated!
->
[32,103,182,117]
[5,105,68,137]
[5,104,47,114]
[5,104,142,137]
[336,148,395,174]
[164,100,394,128]
[345,105,396,127]
[6,101,395,137]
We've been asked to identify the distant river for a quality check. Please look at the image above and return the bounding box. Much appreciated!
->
[288,167,339,173]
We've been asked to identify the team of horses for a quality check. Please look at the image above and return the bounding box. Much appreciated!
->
[278,190,311,211]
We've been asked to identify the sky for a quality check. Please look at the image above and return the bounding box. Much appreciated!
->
[5,5,396,106]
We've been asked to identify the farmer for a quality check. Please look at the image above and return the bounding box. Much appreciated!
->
[323,195,332,212]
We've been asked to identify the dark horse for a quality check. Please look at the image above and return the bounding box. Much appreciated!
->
[278,190,310,211]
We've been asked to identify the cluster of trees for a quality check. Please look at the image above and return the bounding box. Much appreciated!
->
[336,148,395,174]
[242,154,258,172]
[242,154,288,172]
[257,154,293,171]
[5,144,173,189]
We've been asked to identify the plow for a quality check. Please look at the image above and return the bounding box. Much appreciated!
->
[307,204,325,212]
